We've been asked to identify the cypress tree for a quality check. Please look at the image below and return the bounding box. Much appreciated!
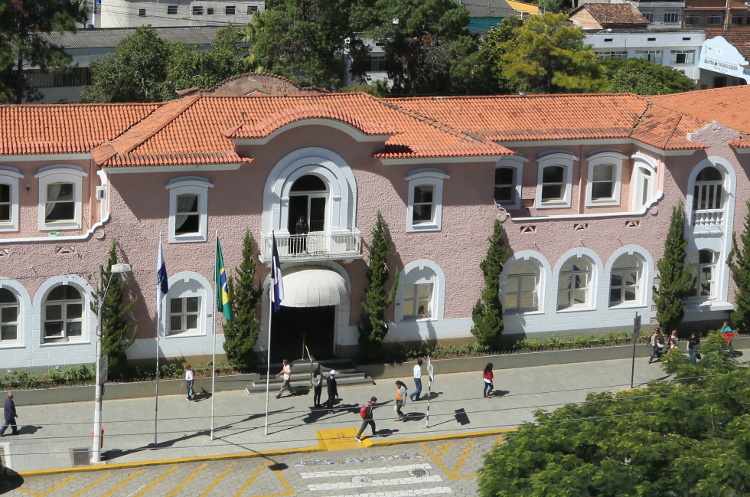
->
[223,231,263,372]
[358,211,399,361]
[91,240,137,380]
[653,202,695,331]
[727,199,750,334]
[471,219,510,350]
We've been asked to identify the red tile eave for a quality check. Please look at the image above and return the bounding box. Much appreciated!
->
[99,154,251,168]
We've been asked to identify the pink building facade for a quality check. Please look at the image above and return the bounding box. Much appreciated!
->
[1,85,749,369]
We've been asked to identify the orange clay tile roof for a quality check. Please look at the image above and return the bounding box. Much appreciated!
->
[388,93,708,150]
[94,92,514,167]
[648,85,750,148]
[0,103,160,156]
[568,3,650,25]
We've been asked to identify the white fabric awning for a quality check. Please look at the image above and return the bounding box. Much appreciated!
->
[281,266,348,307]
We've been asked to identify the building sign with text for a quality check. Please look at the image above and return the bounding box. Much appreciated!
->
[699,36,750,82]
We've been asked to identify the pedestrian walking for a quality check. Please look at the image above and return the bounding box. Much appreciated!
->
[688,331,701,363]
[311,367,323,408]
[276,359,293,398]
[667,336,678,351]
[395,380,407,421]
[355,396,378,443]
[410,359,423,401]
[0,393,18,436]
[184,364,195,401]
[648,329,665,363]
[483,363,494,398]
[721,321,735,353]
[325,370,338,410]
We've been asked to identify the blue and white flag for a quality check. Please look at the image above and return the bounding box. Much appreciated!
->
[156,242,169,318]
[271,233,284,312]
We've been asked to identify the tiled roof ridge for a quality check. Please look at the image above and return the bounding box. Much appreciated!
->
[116,96,201,156]
[203,72,330,94]
[0,101,159,109]
[388,92,641,103]
[636,101,709,150]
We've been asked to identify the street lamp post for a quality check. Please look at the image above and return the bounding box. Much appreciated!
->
[91,262,132,464]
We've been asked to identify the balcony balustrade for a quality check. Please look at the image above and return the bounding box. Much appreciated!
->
[261,229,362,262]
[692,209,724,227]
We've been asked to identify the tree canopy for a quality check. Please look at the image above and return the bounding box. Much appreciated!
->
[479,332,750,497]
[0,0,87,103]
[602,57,696,95]
[83,25,249,103]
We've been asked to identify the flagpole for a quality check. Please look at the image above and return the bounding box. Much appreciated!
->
[264,275,273,436]
[154,233,163,445]
[265,233,283,436]
[211,231,218,440]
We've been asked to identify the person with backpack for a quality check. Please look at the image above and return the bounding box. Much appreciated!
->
[311,367,323,408]
[355,396,378,443]
[325,370,338,410]
[184,364,195,401]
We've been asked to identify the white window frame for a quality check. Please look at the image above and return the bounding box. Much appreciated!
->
[557,256,593,310]
[586,151,625,206]
[505,259,541,313]
[494,157,525,209]
[395,260,445,322]
[163,274,210,337]
[402,283,434,319]
[405,169,449,232]
[169,296,201,335]
[664,10,681,23]
[166,177,213,243]
[688,249,718,300]
[609,254,644,307]
[35,165,87,231]
[43,284,85,343]
[634,50,663,64]
[670,50,695,64]
[0,288,19,344]
[536,152,576,209]
[0,167,22,232]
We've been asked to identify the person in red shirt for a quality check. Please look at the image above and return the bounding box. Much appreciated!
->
[483,363,494,398]
[721,321,734,352]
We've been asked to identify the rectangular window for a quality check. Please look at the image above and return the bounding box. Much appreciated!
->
[0,184,10,222]
[558,271,589,308]
[226,5,236,14]
[403,284,432,319]
[138,8,146,16]
[610,270,640,305]
[664,11,680,23]
[541,166,565,203]
[591,164,615,201]
[207,7,214,14]
[506,274,538,312]
[494,167,516,205]
[596,51,627,60]
[368,55,387,72]
[733,13,743,24]
[642,10,654,22]
[1,306,18,341]
[167,5,178,14]
[175,194,200,235]
[169,297,201,334]
[45,183,75,223]
[247,5,258,13]
[412,185,434,224]
[634,50,663,64]
[684,14,700,25]
[193,5,203,15]
[707,14,722,25]
[671,50,695,64]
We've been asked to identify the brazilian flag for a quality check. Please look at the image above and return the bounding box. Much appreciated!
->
[215,238,234,321]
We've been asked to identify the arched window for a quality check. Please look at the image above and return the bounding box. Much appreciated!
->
[289,174,328,233]
[688,249,718,299]
[0,288,19,342]
[44,285,84,341]
[396,260,445,322]
[558,257,592,309]
[609,254,644,306]
[693,167,723,211]
[506,259,540,313]
[164,275,209,336]
[166,177,213,243]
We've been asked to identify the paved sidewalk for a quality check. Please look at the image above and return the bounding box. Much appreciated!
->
[0,354,704,474]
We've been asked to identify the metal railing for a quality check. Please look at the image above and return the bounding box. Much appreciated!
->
[261,229,362,261]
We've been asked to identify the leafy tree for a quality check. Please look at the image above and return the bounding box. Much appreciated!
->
[0,0,87,103]
[83,26,249,103]
[478,332,750,497]
[223,231,263,372]
[602,57,696,95]
[90,240,137,380]
[727,199,750,335]
[652,202,695,332]
[484,12,607,94]
[358,212,399,361]
[471,219,510,350]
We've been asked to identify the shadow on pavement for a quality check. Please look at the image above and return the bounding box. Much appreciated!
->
[490,390,509,398]
[402,412,425,422]
[0,474,24,494]
[17,425,41,435]
[374,428,399,438]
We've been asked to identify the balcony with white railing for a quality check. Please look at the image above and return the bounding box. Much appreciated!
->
[692,209,724,228]
[261,229,362,262]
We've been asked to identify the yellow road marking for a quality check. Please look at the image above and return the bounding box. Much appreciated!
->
[448,440,477,479]
[421,440,478,479]
[100,470,144,497]
[19,475,78,497]
[316,428,363,451]
[232,461,271,497]
[70,472,112,497]
[255,466,295,497]
[132,466,179,497]
[165,463,208,497]
[199,462,235,497]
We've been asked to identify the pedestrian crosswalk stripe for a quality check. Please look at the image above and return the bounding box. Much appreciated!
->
[331,487,453,497]
[308,475,443,491]
[300,463,433,479]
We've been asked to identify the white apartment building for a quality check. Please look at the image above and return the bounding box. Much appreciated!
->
[84,0,265,28]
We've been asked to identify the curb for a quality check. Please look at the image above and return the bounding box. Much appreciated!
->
[15,429,515,478]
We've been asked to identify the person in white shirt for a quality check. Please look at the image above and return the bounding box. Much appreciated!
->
[276,359,293,398]
[410,359,423,401]
[184,364,195,401]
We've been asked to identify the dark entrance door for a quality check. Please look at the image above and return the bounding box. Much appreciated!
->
[270,305,336,361]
